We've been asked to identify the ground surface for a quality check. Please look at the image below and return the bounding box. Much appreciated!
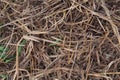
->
[0,0,120,80]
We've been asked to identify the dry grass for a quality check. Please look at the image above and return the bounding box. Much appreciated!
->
[0,0,120,80]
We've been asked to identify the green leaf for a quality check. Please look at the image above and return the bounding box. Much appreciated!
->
[0,39,26,63]
[18,39,26,55]
[4,58,14,63]
[4,39,26,63]
[0,74,8,79]
[0,46,9,60]
[0,46,9,53]
[0,46,5,52]
[48,40,60,47]
[0,23,3,26]
[48,43,57,46]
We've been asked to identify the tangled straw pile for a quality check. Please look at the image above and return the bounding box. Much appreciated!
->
[0,0,120,80]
